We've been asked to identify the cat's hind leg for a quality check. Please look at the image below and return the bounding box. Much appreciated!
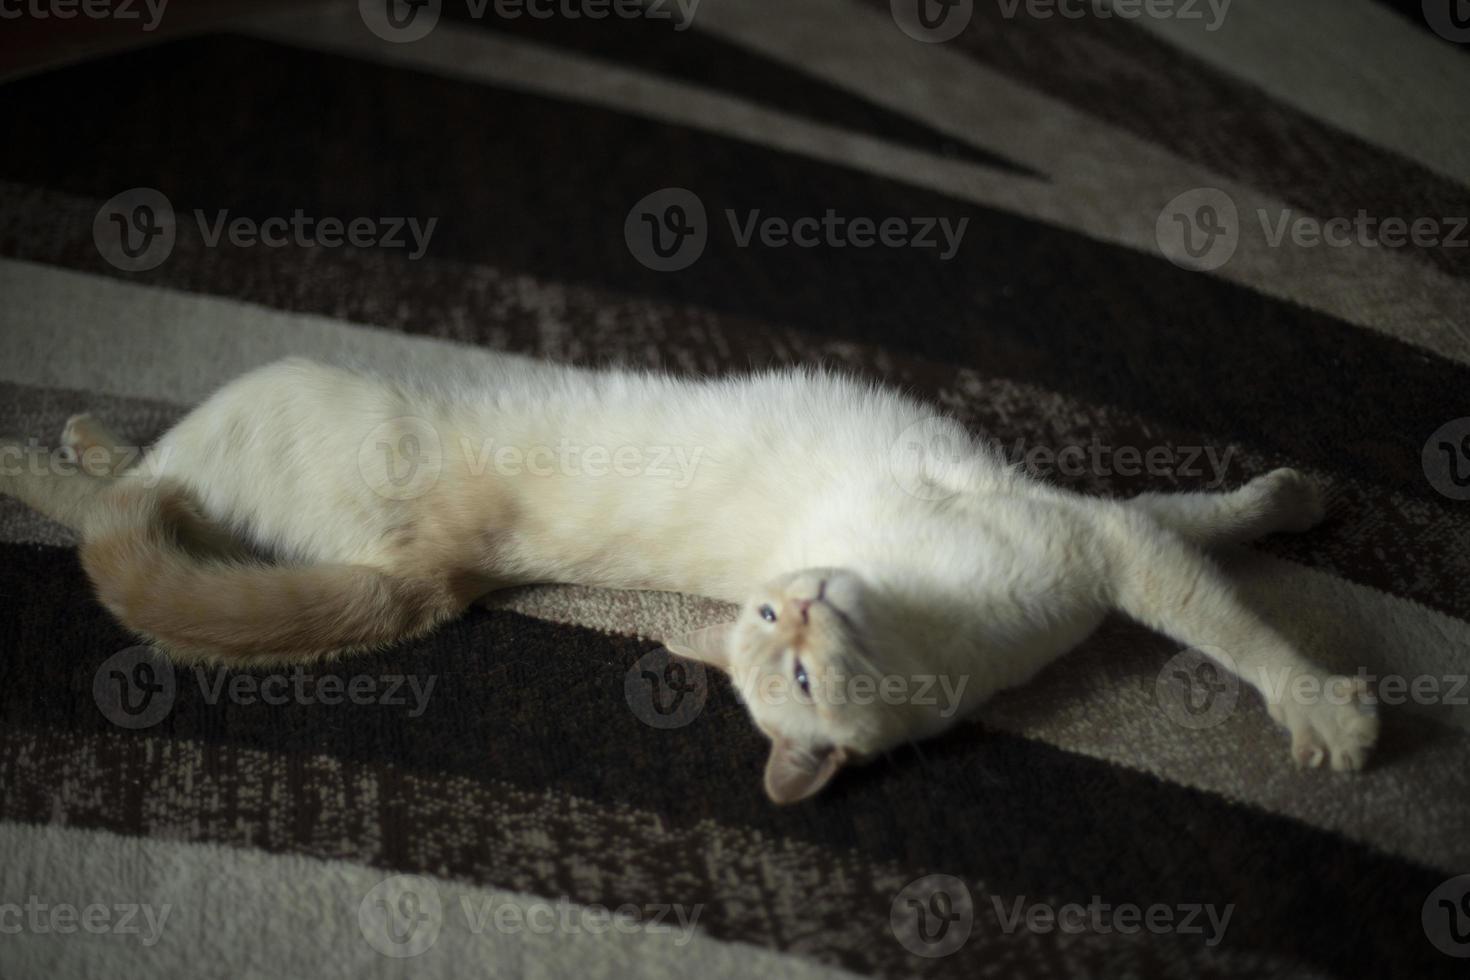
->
[60,413,136,476]
[1126,468,1324,549]
[1099,505,1377,771]
[0,437,113,531]
[2,413,141,530]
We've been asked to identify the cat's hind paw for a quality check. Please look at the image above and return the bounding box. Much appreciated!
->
[61,413,104,457]
[1251,467,1326,535]
[60,413,125,473]
[1267,674,1379,772]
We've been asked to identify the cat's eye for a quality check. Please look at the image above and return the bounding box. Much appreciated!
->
[793,660,811,698]
[759,604,777,623]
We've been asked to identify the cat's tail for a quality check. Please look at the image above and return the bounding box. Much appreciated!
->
[78,482,470,665]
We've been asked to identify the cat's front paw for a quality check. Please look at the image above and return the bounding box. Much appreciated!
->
[1251,467,1326,535]
[1266,673,1378,772]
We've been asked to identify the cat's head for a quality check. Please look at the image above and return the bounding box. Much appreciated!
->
[666,567,964,804]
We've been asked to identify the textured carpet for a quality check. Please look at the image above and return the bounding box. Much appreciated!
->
[0,1,1467,977]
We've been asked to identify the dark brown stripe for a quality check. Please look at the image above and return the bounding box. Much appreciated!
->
[436,2,1036,175]
[0,729,1336,980]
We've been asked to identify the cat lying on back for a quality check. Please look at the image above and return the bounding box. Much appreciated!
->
[0,356,1378,802]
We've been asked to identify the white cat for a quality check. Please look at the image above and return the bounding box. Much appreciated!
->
[0,356,1378,802]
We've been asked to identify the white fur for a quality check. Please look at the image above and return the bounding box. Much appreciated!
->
[6,355,1379,802]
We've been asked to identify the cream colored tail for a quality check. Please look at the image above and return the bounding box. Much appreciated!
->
[78,484,467,665]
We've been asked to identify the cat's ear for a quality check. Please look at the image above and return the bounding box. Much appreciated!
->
[763,739,847,805]
[663,622,736,672]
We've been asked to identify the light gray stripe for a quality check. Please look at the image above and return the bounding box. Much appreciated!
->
[238,4,1470,365]
[0,818,863,980]
[1137,0,1470,183]
[0,258,529,404]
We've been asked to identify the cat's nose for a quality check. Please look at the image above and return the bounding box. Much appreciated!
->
[794,598,813,623]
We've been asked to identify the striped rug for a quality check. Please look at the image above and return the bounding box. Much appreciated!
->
[0,1,1466,977]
